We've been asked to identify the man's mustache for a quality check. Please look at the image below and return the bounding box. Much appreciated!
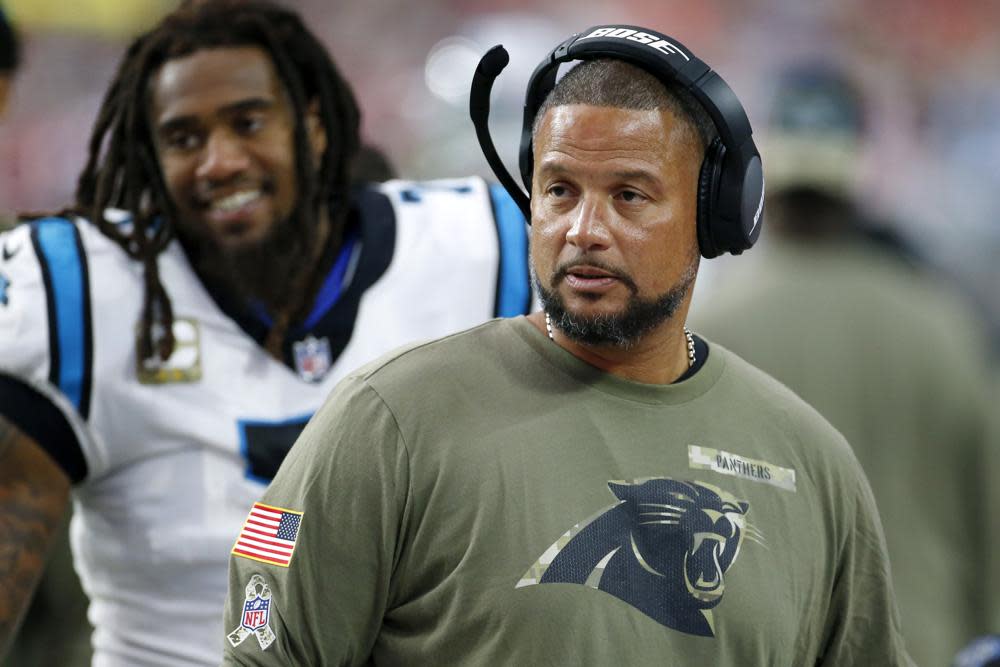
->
[552,257,638,294]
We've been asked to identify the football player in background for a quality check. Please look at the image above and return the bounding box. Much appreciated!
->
[0,1,530,664]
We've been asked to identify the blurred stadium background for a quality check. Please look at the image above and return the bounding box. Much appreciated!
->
[1,0,998,340]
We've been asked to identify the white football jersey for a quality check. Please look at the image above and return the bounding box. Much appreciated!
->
[0,177,532,666]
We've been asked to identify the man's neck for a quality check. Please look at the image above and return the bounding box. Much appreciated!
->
[529,307,694,385]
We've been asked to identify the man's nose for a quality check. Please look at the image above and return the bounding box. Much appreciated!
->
[196,131,250,183]
[565,197,612,252]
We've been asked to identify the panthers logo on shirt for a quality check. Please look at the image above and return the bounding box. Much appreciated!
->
[517,477,765,637]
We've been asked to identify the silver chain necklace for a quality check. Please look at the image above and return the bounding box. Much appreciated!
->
[544,312,696,369]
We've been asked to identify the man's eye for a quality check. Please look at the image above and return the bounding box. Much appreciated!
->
[165,132,200,151]
[618,190,644,203]
[548,185,568,197]
[235,115,264,134]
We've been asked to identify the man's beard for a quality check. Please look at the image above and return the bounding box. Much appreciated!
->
[178,212,311,312]
[535,256,698,349]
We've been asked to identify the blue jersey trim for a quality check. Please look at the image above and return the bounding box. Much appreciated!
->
[489,184,531,317]
[248,233,359,331]
[303,232,358,329]
[31,218,92,416]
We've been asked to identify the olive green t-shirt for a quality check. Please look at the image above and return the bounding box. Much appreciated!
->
[223,316,912,666]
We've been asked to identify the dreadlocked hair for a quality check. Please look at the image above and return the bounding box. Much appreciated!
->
[74,0,361,361]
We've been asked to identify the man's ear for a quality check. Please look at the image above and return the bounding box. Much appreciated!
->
[305,99,326,163]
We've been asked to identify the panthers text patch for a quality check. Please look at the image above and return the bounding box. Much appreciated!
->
[688,445,796,492]
[232,502,303,567]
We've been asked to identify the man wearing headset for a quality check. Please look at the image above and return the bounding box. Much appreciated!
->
[222,26,913,665]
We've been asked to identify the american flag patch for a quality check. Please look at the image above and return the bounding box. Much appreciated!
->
[231,502,304,567]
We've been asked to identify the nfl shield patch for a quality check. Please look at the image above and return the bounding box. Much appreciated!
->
[243,595,270,632]
[228,574,277,650]
[293,335,332,382]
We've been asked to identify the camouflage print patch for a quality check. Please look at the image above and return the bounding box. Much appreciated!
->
[689,445,796,492]
[228,574,277,651]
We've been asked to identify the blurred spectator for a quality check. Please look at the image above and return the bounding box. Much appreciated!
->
[692,63,998,667]
[0,4,17,117]
[0,2,19,230]
[1,10,93,667]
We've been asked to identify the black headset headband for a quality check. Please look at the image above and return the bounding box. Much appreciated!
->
[470,24,764,256]
[519,26,754,187]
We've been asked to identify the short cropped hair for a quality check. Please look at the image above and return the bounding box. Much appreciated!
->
[533,59,717,155]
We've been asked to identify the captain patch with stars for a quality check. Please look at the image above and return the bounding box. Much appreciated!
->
[516,477,766,637]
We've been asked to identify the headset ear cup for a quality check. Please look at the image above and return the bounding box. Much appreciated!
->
[696,138,726,259]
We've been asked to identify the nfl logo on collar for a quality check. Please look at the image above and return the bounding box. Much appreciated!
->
[293,335,332,382]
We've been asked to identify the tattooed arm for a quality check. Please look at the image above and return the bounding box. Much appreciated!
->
[0,413,70,658]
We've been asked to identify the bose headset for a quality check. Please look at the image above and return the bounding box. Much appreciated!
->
[469,25,765,258]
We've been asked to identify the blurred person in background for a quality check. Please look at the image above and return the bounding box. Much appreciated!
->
[1,9,95,667]
[0,2,19,231]
[692,63,998,667]
[223,28,911,665]
[0,1,531,665]
[0,4,16,121]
